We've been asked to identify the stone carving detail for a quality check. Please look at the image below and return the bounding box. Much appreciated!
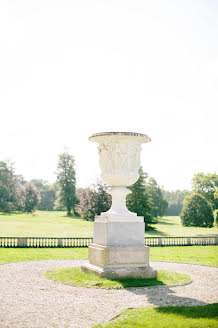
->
[97,136,142,186]
[89,132,151,203]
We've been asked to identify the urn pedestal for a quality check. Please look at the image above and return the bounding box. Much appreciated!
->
[81,132,157,279]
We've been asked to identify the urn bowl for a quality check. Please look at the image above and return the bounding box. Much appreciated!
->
[89,132,151,187]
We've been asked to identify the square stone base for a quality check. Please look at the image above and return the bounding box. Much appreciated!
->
[81,263,157,279]
[81,243,157,279]
[88,243,150,266]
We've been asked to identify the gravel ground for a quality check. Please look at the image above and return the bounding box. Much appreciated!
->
[0,259,217,328]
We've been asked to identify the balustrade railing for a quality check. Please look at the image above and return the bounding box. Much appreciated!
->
[0,236,217,248]
[0,237,93,248]
[144,236,218,246]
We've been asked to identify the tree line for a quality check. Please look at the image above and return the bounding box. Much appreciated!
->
[0,153,76,215]
[0,152,217,229]
[0,152,168,229]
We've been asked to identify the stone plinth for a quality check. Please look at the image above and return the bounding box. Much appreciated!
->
[81,244,157,278]
[89,244,149,266]
[81,213,157,279]
[93,214,145,247]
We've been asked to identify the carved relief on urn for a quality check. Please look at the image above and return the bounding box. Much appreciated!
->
[89,132,151,218]
[90,132,150,187]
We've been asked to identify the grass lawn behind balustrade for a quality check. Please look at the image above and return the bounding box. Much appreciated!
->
[0,211,93,237]
[0,211,217,237]
[148,215,218,236]
[93,303,218,328]
[0,246,217,266]
[150,245,218,267]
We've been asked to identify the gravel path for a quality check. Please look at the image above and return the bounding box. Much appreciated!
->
[0,259,217,328]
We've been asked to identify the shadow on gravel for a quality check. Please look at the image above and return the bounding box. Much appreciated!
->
[129,285,207,307]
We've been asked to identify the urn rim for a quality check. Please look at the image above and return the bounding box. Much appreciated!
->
[89,131,151,143]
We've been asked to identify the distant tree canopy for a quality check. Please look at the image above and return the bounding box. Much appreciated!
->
[56,152,77,216]
[76,180,111,220]
[181,193,214,228]
[127,167,156,230]
[179,172,218,228]
[192,172,218,210]
[0,161,41,213]
[31,179,57,211]
[126,168,167,228]
[147,177,168,218]
[214,188,218,200]
[162,190,190,216]
[214,209,218,227]
[24,182,41,213]
[0,161,27,212]
[0,161,17,212]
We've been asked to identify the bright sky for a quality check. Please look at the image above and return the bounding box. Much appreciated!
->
[0,0,217,191]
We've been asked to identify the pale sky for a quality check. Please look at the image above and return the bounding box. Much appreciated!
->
[0,0,217,191]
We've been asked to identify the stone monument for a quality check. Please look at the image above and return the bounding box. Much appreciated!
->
[81,132,157,278]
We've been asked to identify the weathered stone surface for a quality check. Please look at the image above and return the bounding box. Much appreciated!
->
[93,221,145,246]
[89,132,151,216]
[88,244,149,266]
[81,243,157,278]
[81,263,157,279]
[89,132,151,188]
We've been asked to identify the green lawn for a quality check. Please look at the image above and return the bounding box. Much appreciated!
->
[93,304,218,328]
[149,216,218,236]
[0,246,217,267]
[0,211,217,237]
[46,268,191,289]
[150,245,218,267]
[0,248,88,264]
[0,211,93,237]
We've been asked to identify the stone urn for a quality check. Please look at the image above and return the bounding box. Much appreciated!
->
[89,132,151,218]
[81,132,157,279]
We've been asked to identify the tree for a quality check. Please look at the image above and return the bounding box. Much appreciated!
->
[24,182,41,213]
[31,179,57,211]
[76,188,95,219]
[56,152,77,216]
[0,161,25,212]
[162,189,190,216]
[0,161,14,211]
[181,193,214,228]
[126,167,154,230]
[13,175,26,211]
[76,180,111,220]
[214,210,218,227]
[192,172,218,210]
[147,177,168,217]
[91,180,111,216]
[214,188,218,200]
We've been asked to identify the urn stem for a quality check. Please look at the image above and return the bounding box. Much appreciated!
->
[106,187,136,217]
